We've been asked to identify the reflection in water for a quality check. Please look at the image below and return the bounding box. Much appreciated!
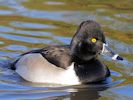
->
[0,0,133,99]
[70,89,103,100]
[0,70,119,100]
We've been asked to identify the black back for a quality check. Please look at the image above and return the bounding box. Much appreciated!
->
[12,45,72,69]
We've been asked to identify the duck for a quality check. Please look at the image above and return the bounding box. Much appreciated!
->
[11,20,123,85]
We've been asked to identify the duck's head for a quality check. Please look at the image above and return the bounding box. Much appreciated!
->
[71,20,123,62]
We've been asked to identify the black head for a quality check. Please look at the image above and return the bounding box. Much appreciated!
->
[71,20,106,61]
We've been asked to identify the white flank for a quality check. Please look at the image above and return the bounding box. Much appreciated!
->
[16,53,80,85]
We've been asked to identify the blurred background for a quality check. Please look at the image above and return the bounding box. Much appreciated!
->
[0,0,132,100]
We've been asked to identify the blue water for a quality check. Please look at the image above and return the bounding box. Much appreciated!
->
[0,0,133,100]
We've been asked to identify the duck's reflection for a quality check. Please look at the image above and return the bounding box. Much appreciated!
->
[63,78,115,100]
[70,89,100,100]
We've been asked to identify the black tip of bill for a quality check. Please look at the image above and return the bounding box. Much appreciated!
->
[116,56,123,61]
[112,54,123,61]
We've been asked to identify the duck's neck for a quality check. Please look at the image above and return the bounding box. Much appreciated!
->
[72,55,96,65]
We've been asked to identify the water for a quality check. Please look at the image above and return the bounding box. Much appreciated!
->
[0,0,133,99]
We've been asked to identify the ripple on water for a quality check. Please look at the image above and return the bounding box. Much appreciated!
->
[0,10,13,15]
[0,26,15,33]
[114,13,133,20]
[14,30,53,37]
[100,85,133,99]
[44,1,65,5]
[4,45,29,52]
[10,21,57,29]
[54,36,71,44]
[0,33,53,44]
[105,38,133,53]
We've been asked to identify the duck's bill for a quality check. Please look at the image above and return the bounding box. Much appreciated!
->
[101,43,123,61]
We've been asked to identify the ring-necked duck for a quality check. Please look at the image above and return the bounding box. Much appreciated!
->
[11,20,123,85]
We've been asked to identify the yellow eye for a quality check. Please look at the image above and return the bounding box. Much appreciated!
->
[91,38,97,43]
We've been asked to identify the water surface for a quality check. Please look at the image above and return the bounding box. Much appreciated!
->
[0,0,133,100]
